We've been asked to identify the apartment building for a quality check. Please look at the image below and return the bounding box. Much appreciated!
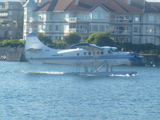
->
[0,1,24,39]
[23,0,160,45]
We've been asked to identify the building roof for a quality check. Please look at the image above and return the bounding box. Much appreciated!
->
[34,0,160,13]
[23,0,38,7]
[145,2,160,13]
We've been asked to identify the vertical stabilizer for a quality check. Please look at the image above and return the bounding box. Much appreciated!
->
[25,32,54,64]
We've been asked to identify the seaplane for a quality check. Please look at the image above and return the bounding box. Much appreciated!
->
[25,32,143,76]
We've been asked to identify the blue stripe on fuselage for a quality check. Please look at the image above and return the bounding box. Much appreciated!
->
[27,54,138,61]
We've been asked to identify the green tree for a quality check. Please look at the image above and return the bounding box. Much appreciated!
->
[63,32,81,45]
[0,39,25,47]
[36,33,52,45]
[15,15,23,39]
[48,41,68,49]
[86,31,114,46]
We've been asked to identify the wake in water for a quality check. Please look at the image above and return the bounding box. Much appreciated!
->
[0,70,137,77]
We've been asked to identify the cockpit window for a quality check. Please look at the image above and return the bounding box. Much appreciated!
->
[110,48,118,52]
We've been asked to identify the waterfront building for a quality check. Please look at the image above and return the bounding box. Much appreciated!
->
[0,1,24,39]
[23,0,160,45]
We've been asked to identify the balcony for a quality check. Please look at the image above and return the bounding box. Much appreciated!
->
[0,19,8,22]
[110,30,132,35]
[65,17,90,23]
[28,17,45,23]
[69,28,89,34]
[0,8,8,12]
[0,13,8,17]
[110,18,133,24]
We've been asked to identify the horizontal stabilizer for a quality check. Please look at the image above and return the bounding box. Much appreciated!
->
[26,48,42,52]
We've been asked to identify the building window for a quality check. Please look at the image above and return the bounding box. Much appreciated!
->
[49,14,52,20]
[92,25,98,31]
[139,27,141,33]
[8,30,12,35]
[148,38,153,43]
[38,25,42,29]
[0,30,4,35]
[135,16,139,21]
[0,5,4,9]
[149,15,154,22]
[55,36,58,40]
[55,36,61,40]
[59,14,62,20]
[93,12,98,19]
[9,17,12,21]
[9,11,12,15]
[100,13,105,20]
[9,5,12,9]
[134,27,138,33]
[65,14,69,18]
[99,25,105,32]
[55,25,58,31]
[146,27,149,33]
[55,13,59,20]
[49,25,52,31]
[133,38,139,44]
[59,25,62,31]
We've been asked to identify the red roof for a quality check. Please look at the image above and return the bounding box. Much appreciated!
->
[145,2,160,13]
[34,0,160,13]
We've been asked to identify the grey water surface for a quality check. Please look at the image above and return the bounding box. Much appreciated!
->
[0,61,160,120]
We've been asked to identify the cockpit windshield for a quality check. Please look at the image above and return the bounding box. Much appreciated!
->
[110,48,118,52]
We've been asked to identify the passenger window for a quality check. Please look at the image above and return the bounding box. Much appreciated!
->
[101,51,103,55]
[84,52,87,55]
[97,52,99,55]
[88,52,91,55]
[77,53,79,56]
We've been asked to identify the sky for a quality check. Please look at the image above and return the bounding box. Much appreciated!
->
[0,0,160,2]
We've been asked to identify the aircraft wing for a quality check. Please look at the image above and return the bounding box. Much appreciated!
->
[71,43,103,51]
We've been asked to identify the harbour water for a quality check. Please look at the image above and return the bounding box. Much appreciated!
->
[0,61,160,120]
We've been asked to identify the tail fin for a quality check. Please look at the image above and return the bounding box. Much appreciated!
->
[25,32,53,63]
[25,32,45,52]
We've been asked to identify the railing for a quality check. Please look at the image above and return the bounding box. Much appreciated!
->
[0,19,8,22]
[65,17,90,22]
[28,18,44,22]
[0,13,8,16]
[69,28,89,34]
[110,30,132,35]
[110,18,133,23]
[29,28,38,33]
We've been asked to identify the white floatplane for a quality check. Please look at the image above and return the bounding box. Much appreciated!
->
[25,32,143,76]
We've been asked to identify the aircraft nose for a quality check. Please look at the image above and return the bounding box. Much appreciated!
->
[129,53,142,61]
